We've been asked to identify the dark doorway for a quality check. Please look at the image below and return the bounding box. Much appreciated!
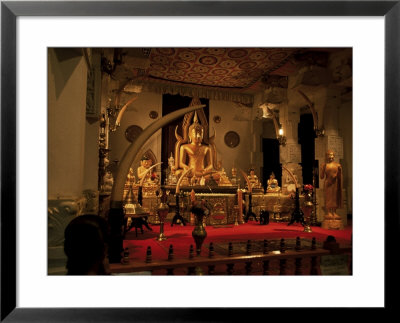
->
[262,138,281,189]
[161,94,209,183]
[298,113,316,186]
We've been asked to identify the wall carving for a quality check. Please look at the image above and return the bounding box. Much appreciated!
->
[48,197,85,247]
[83,189,99,214]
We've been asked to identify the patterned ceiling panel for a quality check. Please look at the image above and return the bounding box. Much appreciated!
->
[148,48,298,88]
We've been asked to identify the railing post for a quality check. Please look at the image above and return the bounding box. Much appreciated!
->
[310,237,318,275]
[167,244,174,275]
[263,239,270,275]
[279,238,286,275]
[295,258,302,275]
[245,240,253,275]
[189,245,194,259]
[246,240,252,255]
[295,237,302,275]
[145,246,152,263]
[226,242,234,275]
[187,245,195,275]
[295,237,302,251]
[208,242,215,275]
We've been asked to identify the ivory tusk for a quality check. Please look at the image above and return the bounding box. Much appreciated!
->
[176,168,193,194]
[239,168,252,194]
[115,95,138,126]
[139,162,162,187]
[282,165,299,188]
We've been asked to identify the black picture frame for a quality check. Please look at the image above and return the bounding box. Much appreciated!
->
[1,1,398,321]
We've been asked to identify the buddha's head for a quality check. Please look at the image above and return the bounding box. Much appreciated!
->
[249,168,255,176]
[270,172,275,180]
[188,111,204,145]
[326,150,335,162]
[141,156,152,168]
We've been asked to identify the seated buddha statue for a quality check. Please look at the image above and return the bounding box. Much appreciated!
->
[248,168,262,189]
[174,111,219,182]
[266,172,281,193]
[137,156,158,185]
[218,168,232,186]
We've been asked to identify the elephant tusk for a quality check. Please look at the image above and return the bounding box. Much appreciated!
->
[176,168,193,194]
[239,168,252,193]
[139,162,162,186]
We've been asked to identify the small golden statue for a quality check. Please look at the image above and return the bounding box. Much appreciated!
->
[266,172,280,193]
[248,168,262,190]
[126,167,136,187]
[231,166,238,185]
[218,168,232,186]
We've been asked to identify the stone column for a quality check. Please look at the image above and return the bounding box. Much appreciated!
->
[250,116,263,182]
[279,100,303,194]
[48,48,89,274]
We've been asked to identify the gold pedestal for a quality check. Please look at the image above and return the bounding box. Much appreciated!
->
[321,213,344,230]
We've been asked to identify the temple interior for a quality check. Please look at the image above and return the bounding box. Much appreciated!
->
[48,47,353,275]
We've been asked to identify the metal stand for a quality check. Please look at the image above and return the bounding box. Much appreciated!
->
[171,193,187,226]
[288,188,306,227]
[310,170,319,226]
[244,193,257,222]
[138,186,143,205]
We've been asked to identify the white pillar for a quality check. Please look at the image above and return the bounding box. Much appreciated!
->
[279,98,303,193]
[48,48,89,274]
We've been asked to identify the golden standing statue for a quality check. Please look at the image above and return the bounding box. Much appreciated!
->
[126,167,136,186]
[320,150,342,220]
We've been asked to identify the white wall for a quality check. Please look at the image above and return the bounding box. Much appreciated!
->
[209,100,253,185]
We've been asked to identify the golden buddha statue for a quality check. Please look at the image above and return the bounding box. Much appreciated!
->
[137,156,159,185]
[126,167,136,187]
[231,166,238,185]
[174,110,219,182]
[320,150,342,220]
[266,172,280,193]
[248,168,262,189]
[218,168,232,186]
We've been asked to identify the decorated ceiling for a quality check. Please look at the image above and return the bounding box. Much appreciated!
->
[147,48,298,89]
[107,47,350,105]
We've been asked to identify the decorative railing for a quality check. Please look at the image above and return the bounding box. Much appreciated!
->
[109,237,352,275]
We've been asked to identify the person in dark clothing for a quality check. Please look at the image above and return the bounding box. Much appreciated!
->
[64,214,110,275]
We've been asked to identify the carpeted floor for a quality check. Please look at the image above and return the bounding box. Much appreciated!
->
[123,219,352,263]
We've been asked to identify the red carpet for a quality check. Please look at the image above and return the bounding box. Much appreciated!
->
[123,220,352,262]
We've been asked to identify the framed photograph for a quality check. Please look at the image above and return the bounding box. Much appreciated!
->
[2,0,398,321]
